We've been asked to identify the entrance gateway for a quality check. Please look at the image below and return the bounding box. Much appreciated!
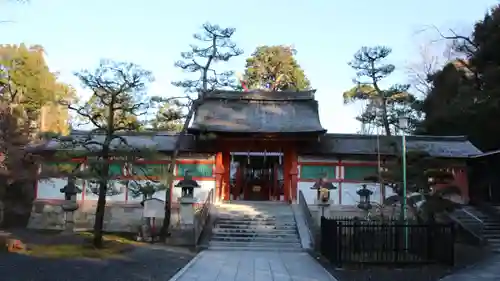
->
[187,90,327,203]
[229,152,284,201]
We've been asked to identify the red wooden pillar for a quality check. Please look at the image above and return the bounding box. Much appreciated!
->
[454,167,470,204]
[214,152,224,202]
[289,149,298,203]
[222,151,231,201]
[283,148,291,202]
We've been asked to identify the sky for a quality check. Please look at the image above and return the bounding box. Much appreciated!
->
[1,0,498,133]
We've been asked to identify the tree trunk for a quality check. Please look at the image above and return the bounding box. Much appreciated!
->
[371,75,391,136]
[380,101,391,136]
[160,100,199,240]
[92,155,110,248]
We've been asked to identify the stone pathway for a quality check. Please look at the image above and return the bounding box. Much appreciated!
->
[169,250,338,281]
[438,254,500,281]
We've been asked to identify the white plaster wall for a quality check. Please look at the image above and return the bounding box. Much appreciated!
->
[37,178,215,204]
[298,182,393,206]
[84,180,127,201]
[37,178,84,200]
[37,155,215,202]
[37,178,162,202]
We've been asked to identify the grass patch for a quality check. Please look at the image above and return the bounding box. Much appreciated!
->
[25,240,131,259]
[77,232,145,246]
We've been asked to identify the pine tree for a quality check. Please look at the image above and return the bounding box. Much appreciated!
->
[366,144,461,222]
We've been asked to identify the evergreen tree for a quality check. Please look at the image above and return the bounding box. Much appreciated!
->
[243,45,310,91]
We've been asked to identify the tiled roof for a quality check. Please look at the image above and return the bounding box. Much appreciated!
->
[301,134,481,158]
[188,90,326,134]
[27,132,482,158]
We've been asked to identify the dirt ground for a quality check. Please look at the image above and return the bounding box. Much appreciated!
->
[0,228,196,281]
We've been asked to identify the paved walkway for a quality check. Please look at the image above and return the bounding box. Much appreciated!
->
[439,254,500,281]
[169,250,338,281]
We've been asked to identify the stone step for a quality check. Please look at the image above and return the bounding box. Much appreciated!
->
[215,224,296,230]
[484,226,500,229]
[216,220,296,226]
[211,235,300,243]
[216,209,293,214]
[209,240,302,248]
[216,208,292,213]
[212,228,297,235]
[211,233,299,240]
[217,201,291,204]
[216,206,292,211]
[216,214,295,219]
[207,245,304,252]
[216,218,295,224]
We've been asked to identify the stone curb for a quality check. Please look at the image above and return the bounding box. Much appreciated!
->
[168,250,206,281]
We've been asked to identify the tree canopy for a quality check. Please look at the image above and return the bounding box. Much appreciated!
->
[343,46,418,136]
[418,5,500,151]
[171,22,243,95]
[243,45,310,91]
[66,59,154,247]
[0,44,72,135]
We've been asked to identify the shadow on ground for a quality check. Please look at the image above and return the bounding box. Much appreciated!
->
[315,243,491,281]
[0,228,196,281]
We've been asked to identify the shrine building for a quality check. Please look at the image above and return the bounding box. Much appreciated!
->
[28,90,481,231]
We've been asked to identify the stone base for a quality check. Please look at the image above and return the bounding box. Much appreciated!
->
[27,200,182,233]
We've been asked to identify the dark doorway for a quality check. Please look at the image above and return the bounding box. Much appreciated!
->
[230,154,283,201]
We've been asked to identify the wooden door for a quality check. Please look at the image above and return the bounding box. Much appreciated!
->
[244,167,270,201]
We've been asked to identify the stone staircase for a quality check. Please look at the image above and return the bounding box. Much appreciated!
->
[208,201,303,251]
[451,205,500,251]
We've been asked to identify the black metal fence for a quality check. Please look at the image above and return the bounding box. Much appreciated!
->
[320,217,455,266]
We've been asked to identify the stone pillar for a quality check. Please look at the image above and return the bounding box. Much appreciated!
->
[60,177,80,234]
[177,197,196,245]
[61,197,78,234]
[317,202,332,224]
[179,197,196,225]
[168,174,201,246]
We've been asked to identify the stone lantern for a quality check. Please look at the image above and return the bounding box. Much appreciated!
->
[59,176,81,233]
[310,175,336,221]
[356,184,373,211]
[175,171,200,199]
[175,171,201,226]
[310,176,336,204]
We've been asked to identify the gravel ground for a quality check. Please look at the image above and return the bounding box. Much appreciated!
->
[0,245,195,281]
[314,243,491,281]
[0,229,196,281]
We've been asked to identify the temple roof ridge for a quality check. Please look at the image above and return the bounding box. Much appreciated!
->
[202,89,317,101]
